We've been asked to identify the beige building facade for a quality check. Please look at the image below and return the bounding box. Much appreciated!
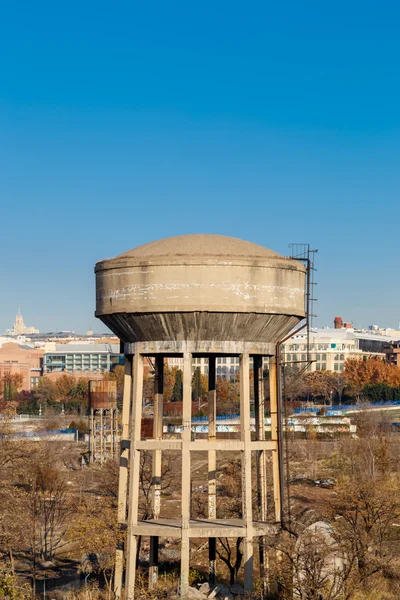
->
[282,328,385,372]
[0,341,43,390]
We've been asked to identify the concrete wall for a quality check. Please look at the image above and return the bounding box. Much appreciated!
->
[95,235,306,344]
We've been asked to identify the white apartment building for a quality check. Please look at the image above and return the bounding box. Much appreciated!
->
[166,327,390,377]
[167,356,241,380]
[282,328,387,372]
[43,343,122,374]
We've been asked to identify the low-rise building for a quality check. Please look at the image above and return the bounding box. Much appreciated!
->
[282,327,386,372]
[43,343,122,375]
[383,341,400,367]
[0,340,43,390]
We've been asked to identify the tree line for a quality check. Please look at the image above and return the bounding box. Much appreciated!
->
[1,356,400,420]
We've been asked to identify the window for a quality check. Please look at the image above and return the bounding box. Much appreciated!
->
[301,354,306,361]
[292,354,298,361]
[339,364,344,371]
[287,354,292,361]
[334,354,339,361]
[321,363,327,371]
[334,364,339,371]
[316,354,320,360]
[316,363,321,370]
[30,376,39,389]
[340,354,345,361]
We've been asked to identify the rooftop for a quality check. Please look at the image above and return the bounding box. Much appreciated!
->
[51,343,120,354]
[116,234,282,259]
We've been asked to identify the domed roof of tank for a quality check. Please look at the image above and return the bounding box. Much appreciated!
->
[117,234,282,259]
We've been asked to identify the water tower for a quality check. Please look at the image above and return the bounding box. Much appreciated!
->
[88,380,118,463]
[94,234,306,599]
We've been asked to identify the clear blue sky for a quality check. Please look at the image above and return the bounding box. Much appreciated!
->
[1,1,399,334]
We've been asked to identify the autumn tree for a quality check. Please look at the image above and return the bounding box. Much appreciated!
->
[35,374,91,414]
[303,370,335,405]
[143,363,155,405]
[0,370,23,403]
[330,372,346,405]
[69,497,120,599]
[36,376,57,406]
[282,365,306,402]
[332,476,400,585]
[275,524,352,600]
[192,367,204,402]
[216,376,240,414]
[74,452,175,595]
[344,357,400,401]
[0,569,30,600]
[0,442,74,596]
[171,369,183,402]
[163,364,179,402]
[104,364,125,404]
[14,390,40,414]
[53,374,76,401]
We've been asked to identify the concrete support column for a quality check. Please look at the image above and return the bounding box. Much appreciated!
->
[254,356,267,593]
[108,410,112,459]
[125,351,144,600]
[89,408,94,464]
[181,352,192,599]
[100,409,104,464]
[112,408,118,457]
[115,356,133,600]
[240,353,253,592]
[269,357,281,523]
[149,355,164,589]
[208,356,217,585]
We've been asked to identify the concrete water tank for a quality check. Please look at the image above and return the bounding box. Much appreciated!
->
[95,234,306,345]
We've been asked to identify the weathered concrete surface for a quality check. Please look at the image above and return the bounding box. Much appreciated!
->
[95,234,306,343]
[124,339,277,357]
[128,517,279,539]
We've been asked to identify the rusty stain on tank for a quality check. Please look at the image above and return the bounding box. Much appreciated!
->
[89,380,117,410]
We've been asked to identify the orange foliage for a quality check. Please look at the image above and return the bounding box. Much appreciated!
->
[344,357,400,398]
